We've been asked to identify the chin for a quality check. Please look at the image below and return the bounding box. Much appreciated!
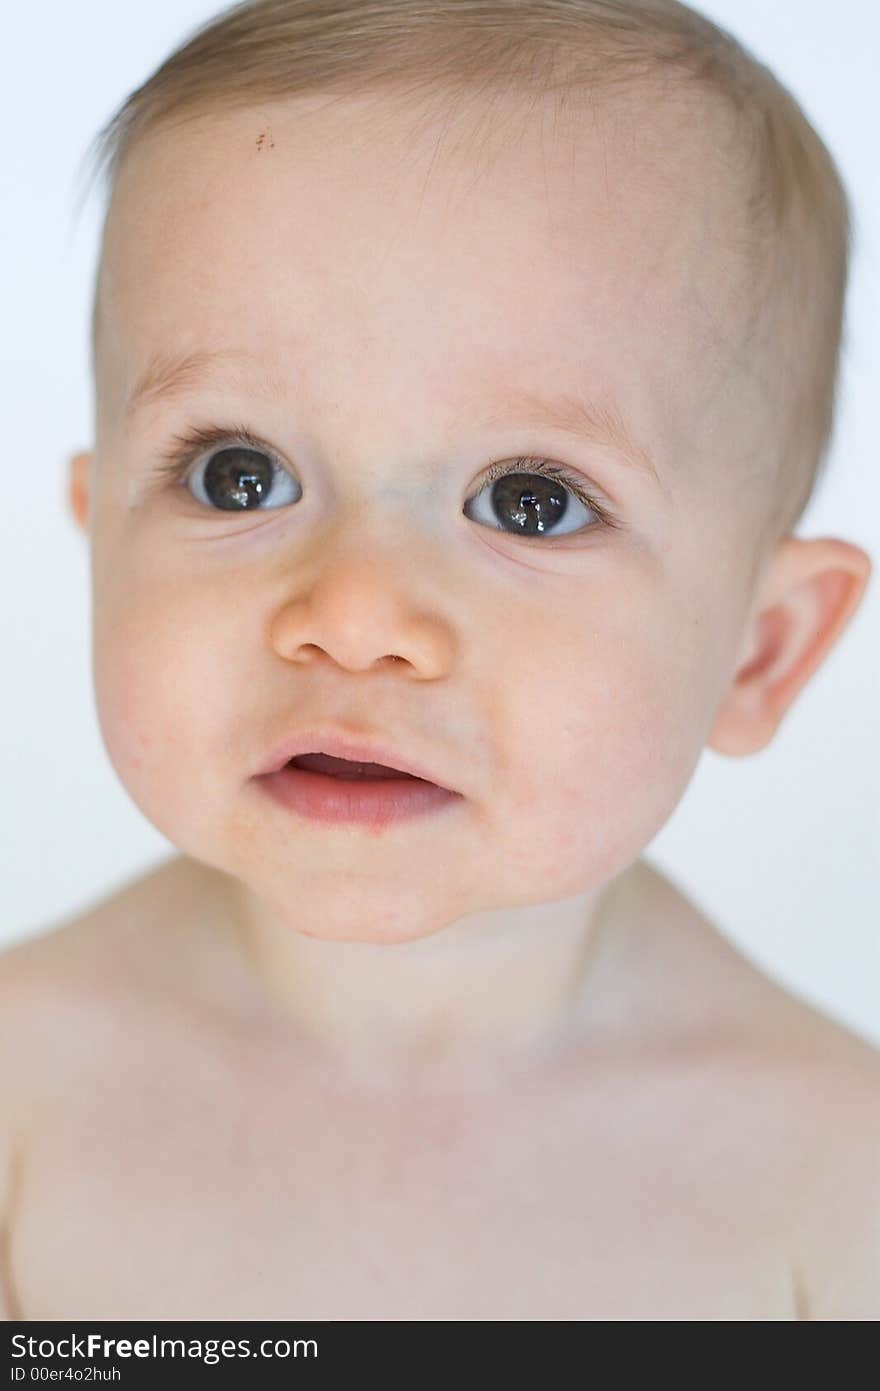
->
[238,876,450,947]
[300,922,431,946]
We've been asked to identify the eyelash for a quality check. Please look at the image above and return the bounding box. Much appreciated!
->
[151,422,621,531]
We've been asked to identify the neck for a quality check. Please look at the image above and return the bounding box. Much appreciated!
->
[214,861,642,1090]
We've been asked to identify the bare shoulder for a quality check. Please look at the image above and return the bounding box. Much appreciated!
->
[775,1011,880,1321]
[0,855,209,1318]
[0,855,221,1085]
[637,859,880,1319]
[0,867,159,1317]
[0,853,236,1005]
[0,853,210,980]
[635,858,879,1064]
[0,854,250,1108]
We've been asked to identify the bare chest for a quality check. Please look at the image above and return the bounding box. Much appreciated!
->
[10,1042,800,1320]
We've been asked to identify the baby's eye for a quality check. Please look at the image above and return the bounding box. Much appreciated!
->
[170,437,301,511]
[464,458,609,538]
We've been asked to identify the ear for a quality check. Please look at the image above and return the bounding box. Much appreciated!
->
[707,534,873,756]
[68,450,92,532]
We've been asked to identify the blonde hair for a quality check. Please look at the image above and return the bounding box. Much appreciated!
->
[76,0,853,547]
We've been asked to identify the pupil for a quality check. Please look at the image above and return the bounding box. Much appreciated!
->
[204,447,272,510]
[493,473,567,535]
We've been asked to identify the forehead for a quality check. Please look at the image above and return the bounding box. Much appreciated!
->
[95,84,755,472]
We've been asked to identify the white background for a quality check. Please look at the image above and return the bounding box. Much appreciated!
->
[1,1,877,1045]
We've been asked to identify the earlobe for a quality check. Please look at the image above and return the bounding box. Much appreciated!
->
[707,535,873,757]
[68,450,92,533]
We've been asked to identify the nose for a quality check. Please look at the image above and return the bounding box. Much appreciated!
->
[268,550,456,678]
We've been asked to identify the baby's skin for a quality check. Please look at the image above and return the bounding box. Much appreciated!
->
[4,81,877,1319]
[1,852,878,1320]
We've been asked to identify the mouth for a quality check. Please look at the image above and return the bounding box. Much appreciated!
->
[255,732,457,792]
[255,743,463,829]
[285,753,423,782]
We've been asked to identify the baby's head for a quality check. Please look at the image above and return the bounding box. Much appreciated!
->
[68,0,871,945]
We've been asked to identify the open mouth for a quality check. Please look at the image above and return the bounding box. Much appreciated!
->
[287,753,424,782]
[257,748,460,826]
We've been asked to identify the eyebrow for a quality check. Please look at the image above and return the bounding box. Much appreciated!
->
[478,387,658,482]
[125,347,659,482]
[126,348,282,418]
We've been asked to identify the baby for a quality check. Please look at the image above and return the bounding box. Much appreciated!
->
[2,0,878,1321]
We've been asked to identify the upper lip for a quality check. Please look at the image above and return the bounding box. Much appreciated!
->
[255,727,460,792]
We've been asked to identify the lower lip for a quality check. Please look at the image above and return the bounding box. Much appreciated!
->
[255,764,462,831]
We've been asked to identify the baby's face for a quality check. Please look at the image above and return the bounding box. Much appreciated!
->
[76,85,772,941]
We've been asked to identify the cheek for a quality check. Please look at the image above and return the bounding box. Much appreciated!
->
[90,561,245,847]
[483,588,731,902]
